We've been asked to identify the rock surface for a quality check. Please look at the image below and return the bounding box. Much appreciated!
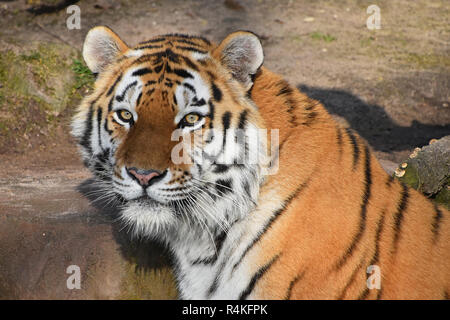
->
[0,169,177,299]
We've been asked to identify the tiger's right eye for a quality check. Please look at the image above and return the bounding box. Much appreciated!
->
[116,109,134,124]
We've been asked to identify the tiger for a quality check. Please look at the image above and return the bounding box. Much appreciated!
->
[71,26,449,300]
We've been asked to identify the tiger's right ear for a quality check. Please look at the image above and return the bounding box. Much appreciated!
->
[83,26,129,74]
[213,31,264,91]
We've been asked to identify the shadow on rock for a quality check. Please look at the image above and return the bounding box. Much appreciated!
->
[77,179,172,272]
[298,84,450,152]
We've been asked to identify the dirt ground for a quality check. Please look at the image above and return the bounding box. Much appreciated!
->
[0,0,449,299]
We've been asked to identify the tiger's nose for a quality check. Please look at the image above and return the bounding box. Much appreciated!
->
[126,167,162,187]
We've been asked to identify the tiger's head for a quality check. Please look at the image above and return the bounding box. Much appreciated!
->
[72,27,271,237]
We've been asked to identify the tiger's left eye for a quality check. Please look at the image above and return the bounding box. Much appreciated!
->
[184,114,200,125]
[117,110,134,123]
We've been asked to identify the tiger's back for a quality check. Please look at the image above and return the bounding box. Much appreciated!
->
[248,67,450,299]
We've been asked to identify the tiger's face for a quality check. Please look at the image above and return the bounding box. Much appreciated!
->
[72,27,269,236]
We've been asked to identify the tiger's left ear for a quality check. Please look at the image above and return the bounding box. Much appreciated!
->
[213,31,264,90]
[83,26,129,74]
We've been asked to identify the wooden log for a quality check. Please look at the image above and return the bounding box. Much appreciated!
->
[394,135,449,209]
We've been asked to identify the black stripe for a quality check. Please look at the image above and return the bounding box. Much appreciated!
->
[222,112,231,130]
[183,83,196,93]
[301,100,320,127]
[172,93,178,106]
[376,288,383,300]
[145,80,156,86]
[137,38,166,45]
[276,80,293,97]
[336,127,343,157]
[284,271,305,300]
[144,33,210,45]
[191,98,206,107]
[243,181,251,199]
[305,102,316,111]
[208,101,215,121]
[303,111,318,126]
[432,204,444,242]
[195,163,203,175]
[221,111,232,150]
[114,180,129,188]
[116,81,137,102]
[238,110,248,129]
[392,183,409,253]
[97,108,103,151]
[287,97,298,126]
[93,158,108,177]
[173,68,194,79]
[211,82,222,102]
[214,230,227,255]
[164,48,181,63]
[337,256,366,300]
[356,212,387,300]
[80,103,95,153]
[155,63,166,74]
[132,68,152,76]
[107,95,114,112]
[172,38,202,47]
[213,164,229,173]
[136,92,142,107]
[346,128,360,170]
[107,74,122,96]
[207,260,225,296]
[136,44,164,50]
[191,255,215,264]
[232,177,311,273]
[357,287,370,300]
[335,144,372,270]
[129,53,162,66]
[369,211,386,266]
[207,71,216,81]
[386,174,395,187]
[275,80,298,126]
[175,45,208,54]
[239,254,280,300]
[182,56,199,71]
[178,34,210,45]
